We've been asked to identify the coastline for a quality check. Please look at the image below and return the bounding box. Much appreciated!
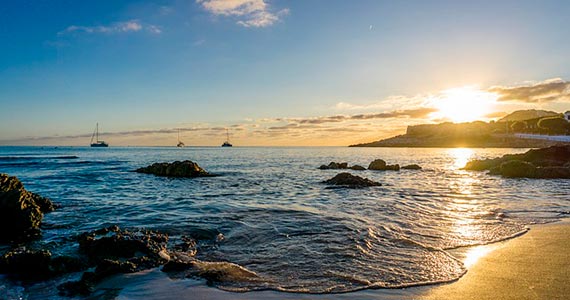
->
[95,220,570,300]
[419,220,570,300]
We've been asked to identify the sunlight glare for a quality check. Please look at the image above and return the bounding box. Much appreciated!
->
[431,87,497,122]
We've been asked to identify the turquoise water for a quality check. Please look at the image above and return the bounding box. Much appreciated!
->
[0,146,569,299]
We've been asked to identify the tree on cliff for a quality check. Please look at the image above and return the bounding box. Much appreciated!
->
[538,117,570,135]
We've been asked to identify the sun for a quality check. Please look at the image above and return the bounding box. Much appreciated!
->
[430,86,497,123]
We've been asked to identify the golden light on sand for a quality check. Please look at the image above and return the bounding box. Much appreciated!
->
[463,244,496,268]
[432,87,497,123]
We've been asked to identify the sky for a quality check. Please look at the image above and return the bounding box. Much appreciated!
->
[1,0,569,146]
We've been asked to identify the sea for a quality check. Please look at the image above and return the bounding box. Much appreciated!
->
[0,146,569,300]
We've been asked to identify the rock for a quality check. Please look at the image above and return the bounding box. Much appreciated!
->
[385,164,400,171]
[162,251,260,284]
[323,173,381,188]
[464,145,570,171]
[0,174,56,240]
[368,159,387,170]
[0,248,87,281]
[499,161,537,178]
[318,162,348,170]
[464,145,570,179]
[60,226,170,296]
[349,165,366,171]
[135,160,212,177]
[368,159,400,171]
[534,167,570,179]
[402,164,422,170]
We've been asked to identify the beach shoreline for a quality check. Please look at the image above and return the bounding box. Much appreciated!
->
[94,220,569,300]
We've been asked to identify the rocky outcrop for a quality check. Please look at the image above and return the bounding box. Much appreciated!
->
[318,162,348,170]
[135,160,212,177]
[0,248,87,281]
[319,162,367,170]
[0,174,56,240]
[349,165,366,171]
[323,173,381,188]
[59,226,170,296]
[402,164,422,170]
[464,145,570,179]
[368,159,400,171]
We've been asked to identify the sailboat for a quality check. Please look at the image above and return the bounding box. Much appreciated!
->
[177,129,185,147]
[90,123,109,147]
[221,129,233,147]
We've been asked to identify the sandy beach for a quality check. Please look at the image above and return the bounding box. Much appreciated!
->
[420,221,570,300]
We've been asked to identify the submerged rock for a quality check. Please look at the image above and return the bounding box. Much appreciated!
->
[135,160,212,177]
[0,174,56,240]
[323,173,382,188]
[464,145,570,179]
[402,164,422,170]
[163,251,260,284]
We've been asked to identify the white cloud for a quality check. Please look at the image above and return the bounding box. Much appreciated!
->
[59,20,161,35]
[196,0,288,27]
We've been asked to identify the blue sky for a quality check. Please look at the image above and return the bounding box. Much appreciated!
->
[1,0,569,146]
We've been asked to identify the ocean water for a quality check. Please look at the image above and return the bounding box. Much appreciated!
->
[0,146,569,299]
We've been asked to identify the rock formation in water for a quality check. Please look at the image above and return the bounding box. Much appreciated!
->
[318,162,348,170]
[323,173,382,188]
[368,159,400,171]
[0,174,57,240]
[58,225,170,296]
[402,164,422,170]
[464,145,570,179]
[135,160,212,177]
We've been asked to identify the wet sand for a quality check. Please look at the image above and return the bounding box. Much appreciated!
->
[420,221,570,300]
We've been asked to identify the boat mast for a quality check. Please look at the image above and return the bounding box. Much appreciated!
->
[226,129,230,142]
[96,123,99,142]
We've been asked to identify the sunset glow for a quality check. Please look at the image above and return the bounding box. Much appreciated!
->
[431,87,498,123]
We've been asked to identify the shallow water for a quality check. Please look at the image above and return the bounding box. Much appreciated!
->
[0,146,569,299]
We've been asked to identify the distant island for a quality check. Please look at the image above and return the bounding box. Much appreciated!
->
[350,109,570,148]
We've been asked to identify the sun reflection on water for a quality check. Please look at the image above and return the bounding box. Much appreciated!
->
[448,148,475,170]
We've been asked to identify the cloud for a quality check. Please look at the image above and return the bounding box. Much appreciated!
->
[59,20,161,35]
[196,0,289,27]
[489,78,570,103]
[288,108,437,125]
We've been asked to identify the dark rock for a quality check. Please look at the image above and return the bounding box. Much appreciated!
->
[78,226,169,264]
[318,162,348,170]
[0,174,56,240]
[368,159,387,170]
[402,164,422,170]
[59,226,170,296]
[534,167,570,179]
[349,165,366,171]
[0,248,52,280]
[135,160,212,177]
[464,145,570,179]
[323,173,381,188]
[464,145,570,171]
[385,164,400,171]
[0,248,87,281]
[500,161,537,178]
